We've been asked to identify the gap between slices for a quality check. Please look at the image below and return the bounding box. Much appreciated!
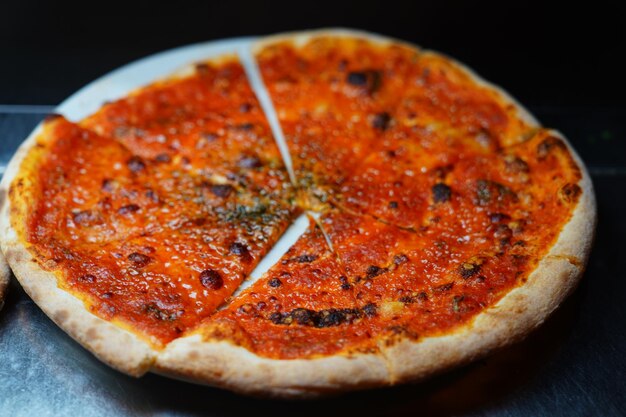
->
[2,31,590,388]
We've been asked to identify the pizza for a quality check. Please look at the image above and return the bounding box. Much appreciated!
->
[0,29,596,397]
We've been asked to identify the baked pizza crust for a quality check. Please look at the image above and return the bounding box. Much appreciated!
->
[0,29,596,397]
[155,335,390,398]
[0,250,10,311]
[0,122,158,377]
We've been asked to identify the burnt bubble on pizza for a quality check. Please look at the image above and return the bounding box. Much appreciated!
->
[0,29,595,397]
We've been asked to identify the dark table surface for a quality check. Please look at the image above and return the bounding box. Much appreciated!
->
[1,2,625,416]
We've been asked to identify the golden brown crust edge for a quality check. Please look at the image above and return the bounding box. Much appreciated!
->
[0,122,158,377]
[155,337,391,398]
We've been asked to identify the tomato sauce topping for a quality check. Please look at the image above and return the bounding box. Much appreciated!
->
[200,128,581,358]
[187,37,581,358]
[257,37,536,223]
[16,59,296,345]
[14,38,583,357]
[199,219,381,358]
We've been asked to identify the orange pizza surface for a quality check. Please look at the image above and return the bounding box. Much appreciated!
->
[11,37,583,358]
[15,60,296,345]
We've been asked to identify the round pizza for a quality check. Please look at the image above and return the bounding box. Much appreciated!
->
[0,29,595,397]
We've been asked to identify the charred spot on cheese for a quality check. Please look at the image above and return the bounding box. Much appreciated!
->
[393,254,409,265]
[399,291,429,303]
[432,183,452,203]
[199,269,224,290]
[77,274,96,284]
[494,224,513,248]
[372,112,392,130]
[268,277,282,288]
[155,153,172,163]
[362,303,377,317]
[475,180,516,206]
[101,179,118,192]
[233,123,255,131]
[269,312,286,325]
[537,136,567,159]
[237,303,256,315]
[199,132,218,145]
[128,252,152,268]
[289,254,317,264]
[210,184,234,198]
[339,276,351,290]
[237,155,262,169]
[144,303,182,321]
[269,307,363,328]
[459,257,484,278]
[229,242,251,262]
[346,70,382,95]
[126,156,146,173]
[117,204,140,215]
[558,183,582,204]
[388,201,399,209]
[72,210,99,225]
[433,282,454,293]
[504,155,529,174]
[293,308,316,326]
[366,265,387,279]
[489,212,511,223]
[452,295,465,313]
[346,71,367,86]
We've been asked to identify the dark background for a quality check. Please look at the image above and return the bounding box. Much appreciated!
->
[1,0,625,108]
[1,1,625,416]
